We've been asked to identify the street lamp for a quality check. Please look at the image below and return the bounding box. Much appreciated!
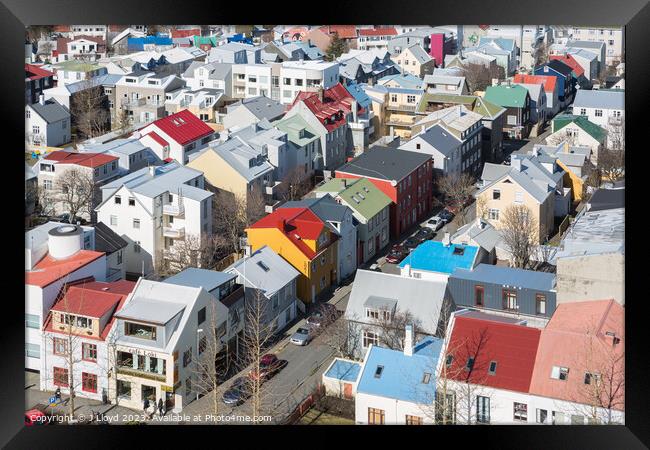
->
[196,328,203,401]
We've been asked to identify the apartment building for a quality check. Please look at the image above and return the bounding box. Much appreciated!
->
[114,70,186,124]
[569,27,623,66]
[95,161,213,277]
[357,28,398,51]
[164,88,227,124]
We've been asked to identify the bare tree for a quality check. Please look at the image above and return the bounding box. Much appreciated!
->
[375,308,425,351]
[26,25,54,44]
[546,131,578,147]
[475,195,489,221]
[53,167,96,222]
[155,234,227,277]
[533,41,549,67]
[113,106,133,137]
[461,63,506,93]
[212,190,248,257]
[281,167,312,202]
[70,78,110,140]
[320,311,362,360]
[246,184,268,226]
[499,204,538,269]
[597,147,625,183]
[437,173,475,226]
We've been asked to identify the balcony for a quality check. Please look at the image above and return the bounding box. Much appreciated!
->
[106,267,122,282]
[163,226,185,239]
[608,116,623,126]
[116,365,166,382]
[385,116,416,127]
[264,180,282,196]
[386,104,418,112]
[265,199,283,214]
[163,202,185,217]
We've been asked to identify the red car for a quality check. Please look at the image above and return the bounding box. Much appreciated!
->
[248,354,288,382]
[24,406,52,426]
[385,245,407,264]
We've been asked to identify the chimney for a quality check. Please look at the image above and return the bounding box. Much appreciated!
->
[491,78,499,87]
[404,325,414,356]
[511,156,522,171]
[443,232,451,246]
[148,165,156,177]
[342,178,347,188]
[39,94,45,105]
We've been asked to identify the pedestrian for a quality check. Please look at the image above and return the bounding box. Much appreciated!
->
[55,387,61,403]
[143,398,150,416]
[158,398,164,418]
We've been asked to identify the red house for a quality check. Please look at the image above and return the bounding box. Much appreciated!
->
[335,146,433,239]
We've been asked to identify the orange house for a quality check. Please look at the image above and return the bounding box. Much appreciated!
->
[246,208,338,304]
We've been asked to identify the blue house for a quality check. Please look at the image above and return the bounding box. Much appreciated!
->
[448,263,557,320]
[355,330,443,424]
[399,241,480,281]
[534,60,576,103]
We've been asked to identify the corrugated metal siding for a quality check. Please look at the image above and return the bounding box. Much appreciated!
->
[447,276,556,317]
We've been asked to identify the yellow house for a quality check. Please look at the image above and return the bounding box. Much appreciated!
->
[392,44,435,78]
[364,84,423,139]
[246,207,338,303]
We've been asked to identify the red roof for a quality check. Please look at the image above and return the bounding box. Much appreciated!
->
[478,25,490,30]
[321,25,358,40]
[445,315,541,393]
[171,28,201,38]
[145,131,169,148]
[53,25,71,33]
[56,35,106,55]
[26,64,54,81]
[44,151,118,169]
[550,54,585,77]
[26,250,104,288]
[512,74,557,95]
[249,207,330,260]
[148,110,214,146]
[358,27,398,37]
[290,83,357,132]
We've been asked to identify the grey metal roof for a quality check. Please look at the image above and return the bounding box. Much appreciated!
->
[452,218,501,252]
[80,138,147,156]
[345,270,448,334]
[225,245,300,298]
[567,40,605,50]
[115,296,186,325]
[587,188,625,212]
[94,222,128,254]
[413,124,462,157]
[281,195,350,224]
[337,146,431,182]
[451,264,556,291]
[363,295,398,310]
[573,89,624,110]
[29,99,69,124]
[209,135,275,182]
[230,96,285,120]
[404,44,432,64]
[163,268,236,293]
[555,207,624,259]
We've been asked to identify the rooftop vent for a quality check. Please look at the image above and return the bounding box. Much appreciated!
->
[256,261,270,272]
[453,246,465,256]
[374,365,384,378]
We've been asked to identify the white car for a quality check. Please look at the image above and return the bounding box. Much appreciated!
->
[424,216,446,231]
[290,327,313,346]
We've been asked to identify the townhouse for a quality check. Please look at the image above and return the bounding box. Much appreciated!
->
[280,60,340,104]
[344,270,451,359]
[245,206,338,304]
[549,54,591,89]
[225,245,300,334]
[363,83,424,140]
[50,60,108,86]
[208,42,261,65]
[25,96,71,148]
[95,161,213,277]
[137,110,216,165]
[511,82,547,134]
[223,96,286,131]
[337,49,399,86]
[114,70,187,124]
[483,84,531,140]
[533,60,576,106]
[512,74,559,117]
[357,27,398,51]
[280,195,358,282]
[572,89,624,148]
[164,88,227,124]
[273,113,321,181]
[314,177,392,265]
[41,280,135,402]
[463,37,518,76]
[77,138,154,175]
[568,27,623,66]
[530,143,593,204]
[484,25,550,70]
[450,217,502,264]
[423,68,469,96]
[25,223,109,371]
[181,61,233,96]
[476,154,570,244]
[547,115,606,163]
[26,64,55,105]
[55,35,106,62]
[399,105,484,177]
[336,147,433,239]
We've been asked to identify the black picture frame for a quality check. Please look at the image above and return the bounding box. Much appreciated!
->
[3,0,647,447]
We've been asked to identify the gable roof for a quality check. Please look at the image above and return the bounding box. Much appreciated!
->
[29,98,70,124]
[25,250,104,288]
[413,123,462,156]
[445,313,541,393]
[403,44,432,64]
[148,110,214,146]
[230,96,286,121]
[377,72,424,90]
[356,336,443,404]
[26,64,54,80]
[573,89,624,110]
[512,74,557,95]
[44,151,118,168]
[321,25,357,39]
[281,195,350,225]
[539,59,574,77]
[484,84,529,108]
[314,178,392,221]
[336,146,430,182]
[51,285,122,318]
[549,54,585,77]
[451,218,502,252]
[163,268,237,294]
[358,27,398,37]
[93,222,128,254]
[553,115,607,142]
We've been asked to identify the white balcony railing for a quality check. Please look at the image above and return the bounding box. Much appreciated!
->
[163,226,185,239]
[163,202,185,217]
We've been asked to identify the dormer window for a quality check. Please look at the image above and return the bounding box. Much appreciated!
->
[124,321,157,340]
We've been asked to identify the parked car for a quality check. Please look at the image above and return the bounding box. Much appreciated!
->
[24,405,54,426]
[290,327,314,346]
[368,263,382,272]
[385,244,408,264]
[410,227,434,244]
[222,377,252,406]
[306,303,338,328]
[424,215,445,231]
[439,208,455,223]
[51,213,87,225]
[248,354,288,382]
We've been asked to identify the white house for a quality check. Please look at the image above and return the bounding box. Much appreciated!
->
[95,161,213,277]
[181,61,233,96]
[399,240,481,283]
[25,96,71,147]
[222,96,286,131]
[280,60,340,104]
[572,90,624,148]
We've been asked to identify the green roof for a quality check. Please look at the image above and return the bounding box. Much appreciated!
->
[473,97,505,118]
[273,115,320,147]
[553,115,607,143]
[193,36,219,46]
[53,60,100,72]
[314,178,392,221]
[484,84,529,108]
[416,93,505,119]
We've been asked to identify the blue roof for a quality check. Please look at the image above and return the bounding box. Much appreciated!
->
[398,241,479,274]
[162,268,236,293]
[451,264,556,291]
[378,73,424,90]
[227,34,253,45]
[127,35,173,51]
[344,82,372,109]
[356,336,443,403]
[324,359,362,382]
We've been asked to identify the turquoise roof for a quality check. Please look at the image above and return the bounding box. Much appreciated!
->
[399,241,479,274]
[324,359,362,382]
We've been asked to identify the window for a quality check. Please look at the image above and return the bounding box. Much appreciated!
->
[363,330,379,347]
[465,357,475,371]
[552,411,566,425]
[82,372,97,393]
[514,191,524,203]
[475,285,484,306]
[82,343,97,361]
[115,196,121,205]
[26,343,40,358]
[26,109,30,118]
[129,197,135,206]
[25,314,40,329]
[488,209,500,221]
[198,335,207,354]
[183,348,192,367]
[374,365,384,378]
[117,250,123,265]
[53,338,67,355]
[198,307,206,325]
[53,367,68,387]
[134,241,141,253]
[283,77,291,85]
[407,95,416,104]
[110,215,117,226]
[390,94,397,102]
[295,79,303,86]
[514,402,528,422]
[580,108,587,115]
[272,295,279,309]
[536,294,547,315]
[488,361,497,375]
[405,415,423,425]
[584,372,600,385]
[43,179,53,190]
[422,373,431,384]
[536,408,549,424]
[132,218,140,229]
[368,407,385,425]
[124,321,156,340]
[502,289,518,311]
[595,109,603,117]
[551,366,569,381]
[185,378,192,396]
[507,115,517,125]
[476,396,490,424]
[491,189,501,200]
[446,355,453,367]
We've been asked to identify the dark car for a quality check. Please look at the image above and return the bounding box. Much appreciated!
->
[306,303,338,328]
[385,244,407,264]
[404,236,420,250]
[222,377,252,406]
[415,227,435,242]
[438,208,455,223]
[51,213,87,225]
[248,354,288,382]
